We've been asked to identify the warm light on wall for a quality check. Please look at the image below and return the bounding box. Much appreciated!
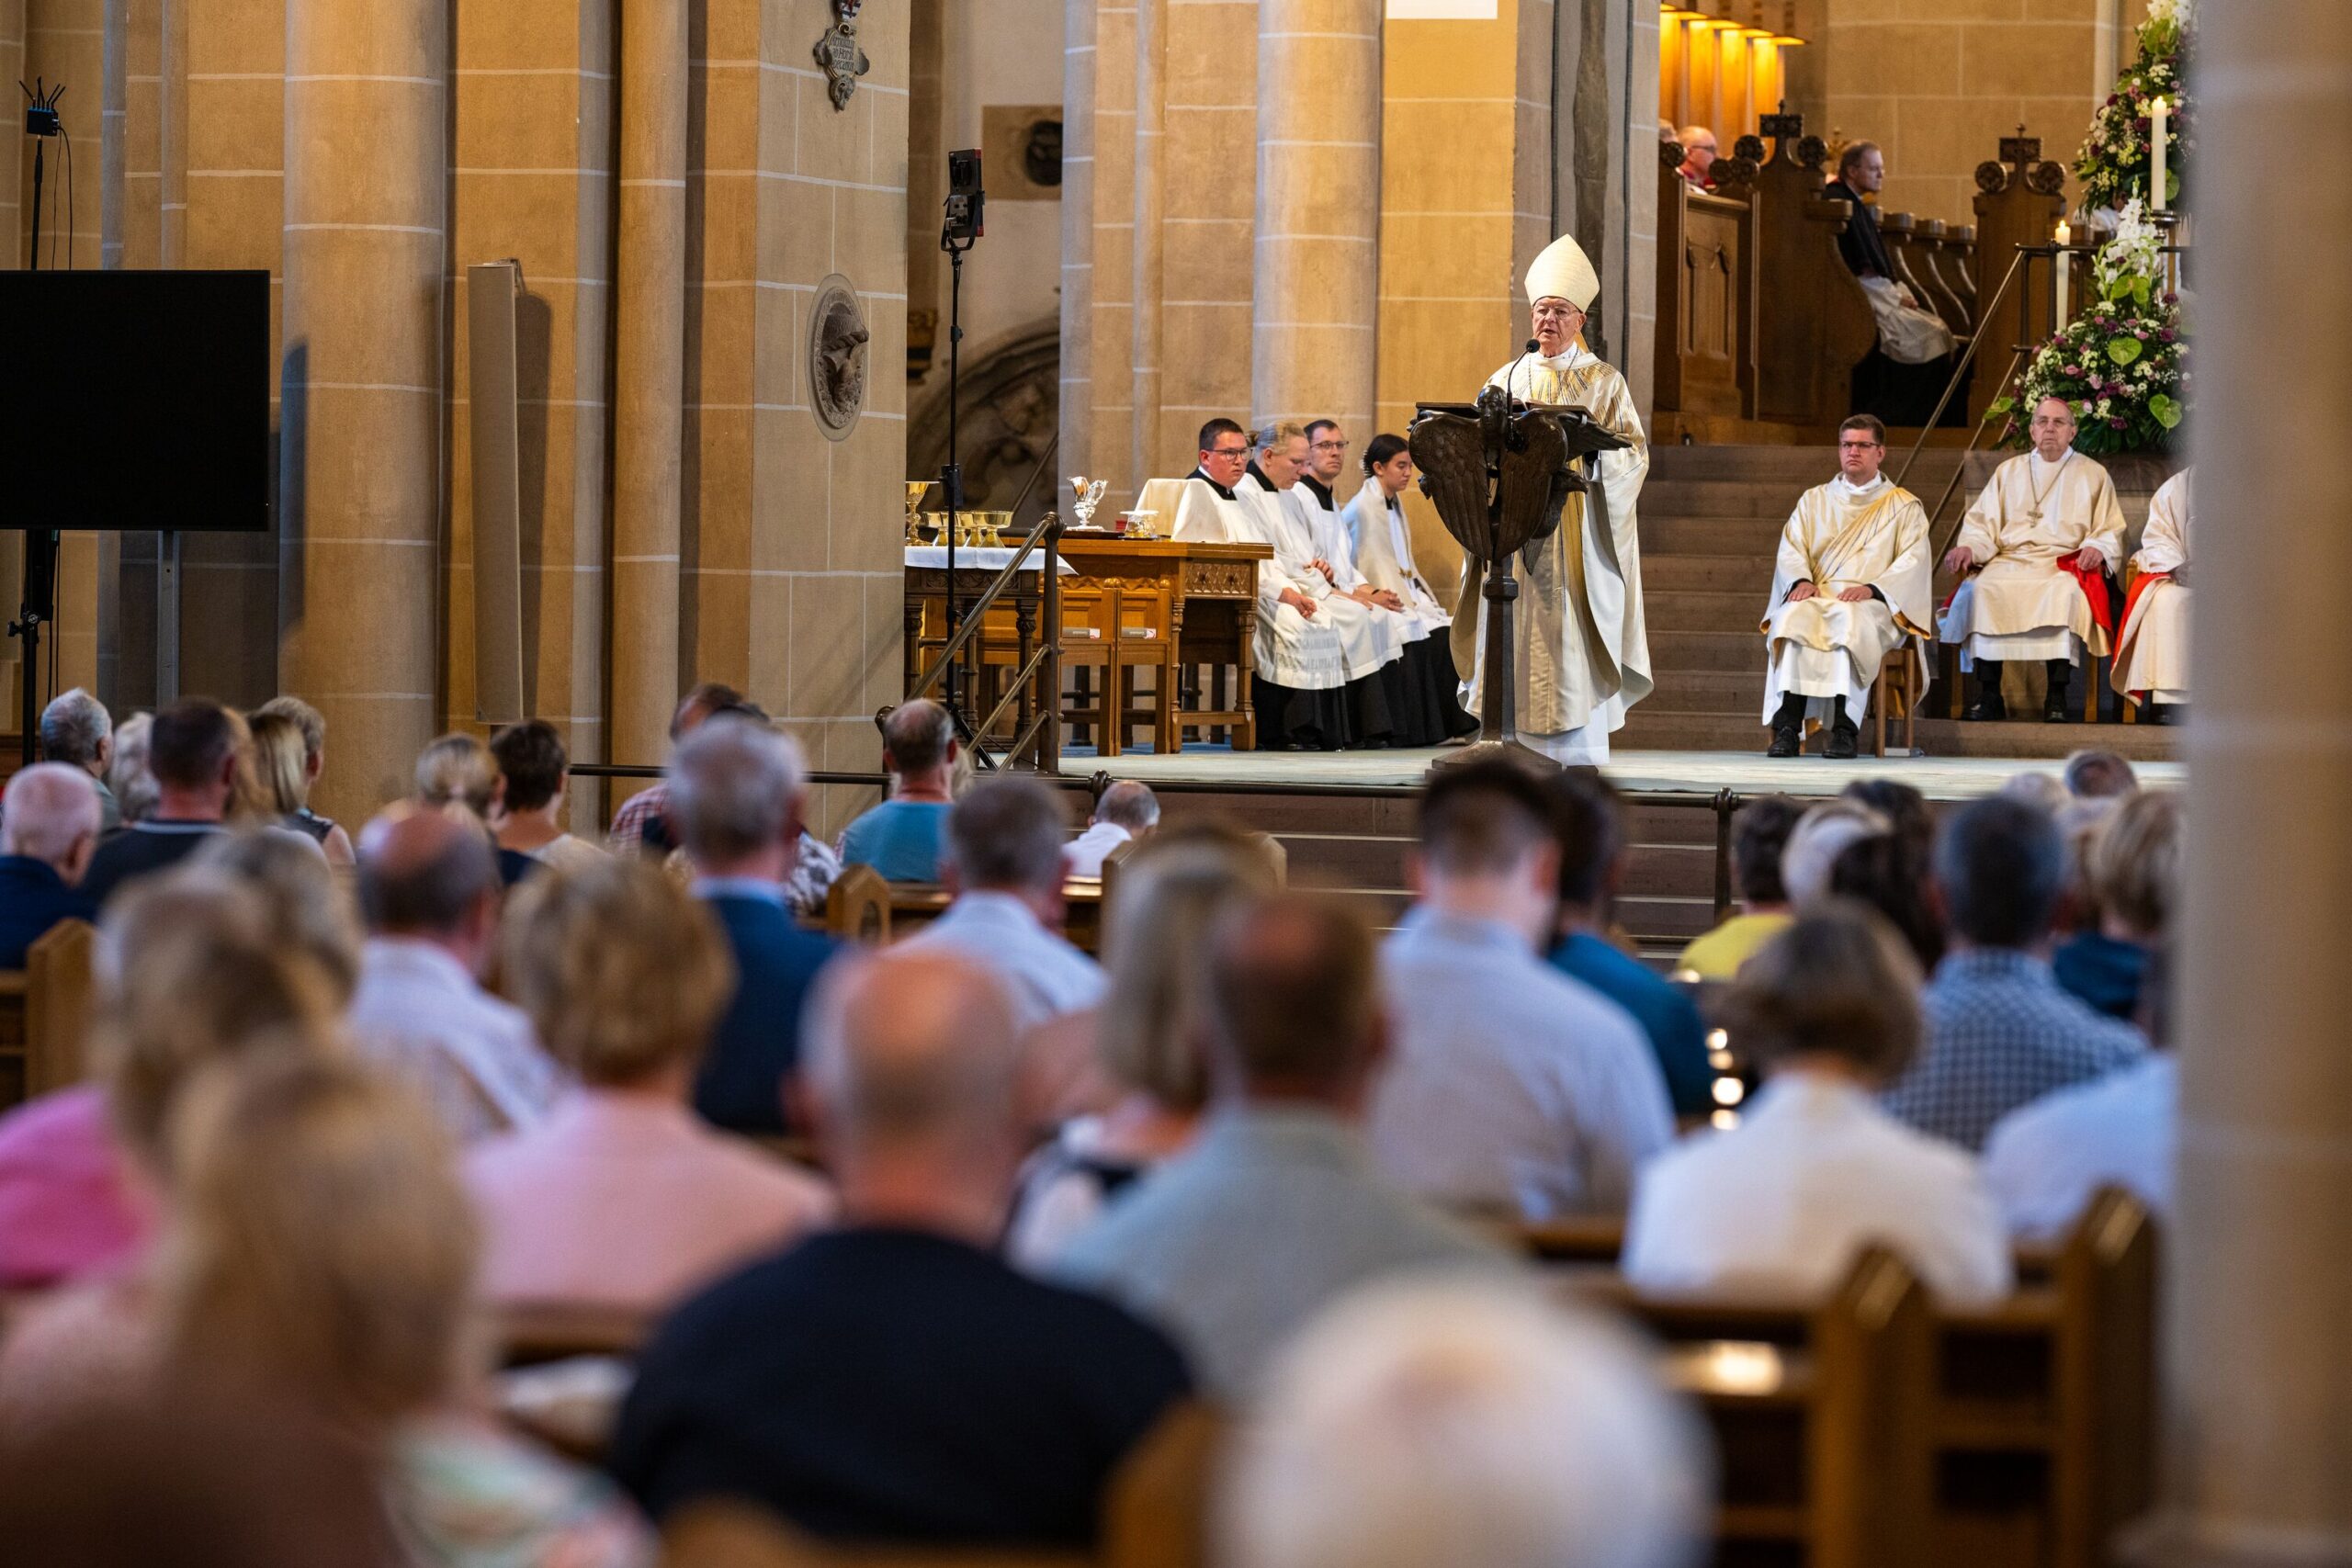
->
[1658,0,1804,143]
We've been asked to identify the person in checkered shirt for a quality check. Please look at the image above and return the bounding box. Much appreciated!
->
[1879,794,2146,1151]
[607,682,745,854]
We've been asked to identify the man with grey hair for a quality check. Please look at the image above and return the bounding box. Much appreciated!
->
[348,806,560,1143]
[1064,780,1158,879]
[38,690,119,832]
[899,776,1104,1033]
[0,764,103,967]
[1225,1279,1706,1568]
[837,698,958,881]
[670,716,844,1134]
[609,948,1190,1546]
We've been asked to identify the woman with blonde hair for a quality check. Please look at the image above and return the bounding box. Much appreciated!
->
[246,710,356,865]
[1004,824,1283,1268]
[161,1054,652,1565]
[469,857,832,1313]
[416,732,500,820]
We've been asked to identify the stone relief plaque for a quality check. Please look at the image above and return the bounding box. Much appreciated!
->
[808,275,870,442]
[813,0,869,110]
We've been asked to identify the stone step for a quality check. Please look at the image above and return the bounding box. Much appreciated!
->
[1642,555,1777,592]
[1640,515,1791,555]
[1645,669,1770,715]
[1643,588,1762,629]
[1913,717,2179,761]
[1651,445,1974,485]
[1643,479,1811,517]
[1617,711,1773,751]
[1649,628,1768,671]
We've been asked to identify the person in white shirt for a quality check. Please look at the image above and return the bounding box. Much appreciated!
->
[1982,946,2176,1240]
[1338,433,1478,747]
[1371,760,1675,1219]
[348,807,562,1142]
[1623,902,2014,1304]
[899,776,1107,1034]
[1064,780,1159,880]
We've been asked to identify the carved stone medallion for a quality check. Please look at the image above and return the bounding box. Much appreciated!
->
[813,0,869,111]
[808,275,869,442]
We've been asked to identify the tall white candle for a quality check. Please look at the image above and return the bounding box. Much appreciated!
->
[2150,96,2169,211]
[2053,221,2072,333]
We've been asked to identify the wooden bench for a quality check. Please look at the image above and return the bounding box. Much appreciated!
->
[824,878,1107,955]
[0,919,98,1111]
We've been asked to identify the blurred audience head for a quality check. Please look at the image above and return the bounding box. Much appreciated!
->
[253,696,328,784]
[158,1054,475,1431]
[503,857,735,1091]
[244,712,316,820]
[40,687,112,775]
[804,950,1024,1229]
[1781,801,1888,906]
[192,831,361,1006]
[489,720,569,818]
[413,733,498,819]
[2,762,103,886]
[2063,749,2137,800]
[1838,778,1932,862]
[1826,832,1945,972]
[1728,795,1803,911]
[109,712,160,825]
[1936,796,2067,951]
[2090,789,2181,943]
[671,681,747,742]
[1720,901,1924,1086]
[882,699,956,784]
[356,806,503,967]
[1098,827,1284,1115]
[1549,768,1626,923]
[91,871,344,1176]
[1225,1279,1708,1568]
[946,776,1070,901]
[667,716,808,876]
[1999,770,2069,812]
[1093,779,1161,836]
[1412,760,1561,945]
[148,700,241,822]
[1204,894,1384,1109]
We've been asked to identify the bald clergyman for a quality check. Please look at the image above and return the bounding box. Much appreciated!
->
[1473,232,1654,764]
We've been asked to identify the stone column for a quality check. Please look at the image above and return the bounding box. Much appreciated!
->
[277,0,443,820]
[1157,0,1256,480]
[1128,0,1164,499]
[608,0,686,774]
[1250,0,1379,434]
[2160,3,2352,1563]
[1084,0,1136,502]
[1057,0,1097,484]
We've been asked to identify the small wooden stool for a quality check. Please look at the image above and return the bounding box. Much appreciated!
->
[1873,645,1922,758]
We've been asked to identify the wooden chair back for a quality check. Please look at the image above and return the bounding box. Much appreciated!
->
[1747,128,1876,427]
[492,1301,653,1370]
[1969,135,2069,423]
[0,918,98,1109]
[1882,213,1972,338]
[1656,142,1757,418]
[1100,1404,1223,1568]
[872,881,1107,955]
[825,865,894,945]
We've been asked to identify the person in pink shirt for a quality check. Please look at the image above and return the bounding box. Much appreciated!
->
[469,857,834,1314]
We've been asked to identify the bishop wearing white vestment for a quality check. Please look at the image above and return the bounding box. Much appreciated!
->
[1761,416,1932,760]
[2111,467,2190,719]
[1466,232,1653,763]
[1938,396,2127,722]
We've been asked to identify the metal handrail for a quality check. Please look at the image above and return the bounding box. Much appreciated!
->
[1892,246,2023,495]
[904,513,1064,705]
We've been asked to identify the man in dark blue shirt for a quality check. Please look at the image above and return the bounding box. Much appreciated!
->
[78,700,237,908]
[1544,769,1713,1118]
[609,946,1191,1548]
[665,716,843,1134]
[0,764,103,968]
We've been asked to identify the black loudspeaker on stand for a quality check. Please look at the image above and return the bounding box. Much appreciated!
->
[14,78,66,768]
[935,148,985,759]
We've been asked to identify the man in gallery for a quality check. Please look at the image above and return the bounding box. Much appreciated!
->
[1938,396,2128,723]
[1473,231,1653,763]
[1760,414,1932,760]
[2110,466,2190,724]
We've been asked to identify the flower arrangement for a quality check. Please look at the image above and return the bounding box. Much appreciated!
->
[2075,0,2191,213]
[1993,201,2186,456]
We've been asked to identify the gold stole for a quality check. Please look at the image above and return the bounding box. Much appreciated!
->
[1802,487,1906,586]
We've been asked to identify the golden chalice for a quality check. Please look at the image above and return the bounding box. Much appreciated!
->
[904,479,934,543]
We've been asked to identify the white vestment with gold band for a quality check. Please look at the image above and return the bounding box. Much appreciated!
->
[1760,474,1934,723]
[1937,450,2128,668]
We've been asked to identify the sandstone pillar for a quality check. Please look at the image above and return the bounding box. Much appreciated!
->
[608,0,686,774]
[1057,0,1097,484]
[1250,0,1379,436]
[1128,0,1165,497]
[2160,3,2352,1562]
[1084,0,1136,502]
[277,0,443,820]
[1155,0,1256,482]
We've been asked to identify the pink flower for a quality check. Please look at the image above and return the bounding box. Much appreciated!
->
[2109,416,2128,429]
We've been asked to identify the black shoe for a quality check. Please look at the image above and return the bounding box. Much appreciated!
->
[2042,684,2073,724]
[1962,694,2007,722]
[1824,722,1860,761]
[1768,725,1802,759]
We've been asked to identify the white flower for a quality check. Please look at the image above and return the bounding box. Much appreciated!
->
[2146,0,2191,28]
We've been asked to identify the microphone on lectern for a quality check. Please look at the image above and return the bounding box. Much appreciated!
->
[1509,338,1541,406]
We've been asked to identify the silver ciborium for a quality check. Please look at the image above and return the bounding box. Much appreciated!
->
[1068,476,1110,530]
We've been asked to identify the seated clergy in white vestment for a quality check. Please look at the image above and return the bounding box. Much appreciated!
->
[1937,396,2127,724]
[1623,904,2013,1305]
[2110,466,2191,723]
[1760,414,1932,761]
[1337,432,1478,747]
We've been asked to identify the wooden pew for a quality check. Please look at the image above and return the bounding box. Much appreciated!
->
[1883,212,1972,340]
[1968,133,2070,425]
[1743,121,1877,429]
[1655,141,1758,420]
[830,880,1107,955]
[0,918,99,1111]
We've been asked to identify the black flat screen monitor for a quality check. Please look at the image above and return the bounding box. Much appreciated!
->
[0,269,271,533]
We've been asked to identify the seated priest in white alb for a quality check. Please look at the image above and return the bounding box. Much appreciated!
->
[1761,414,1932,761]
[2110,467,2190,725]
[1474,231,1654,764]
[1340,433,1478,747]
[1239,421,1402,750]
[1938,396,2127,723]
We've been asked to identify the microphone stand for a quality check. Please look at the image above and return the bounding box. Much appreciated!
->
[937,202,979,755]
[14,79,64,767]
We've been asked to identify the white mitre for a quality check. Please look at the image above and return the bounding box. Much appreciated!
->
[1524,231,1600,310]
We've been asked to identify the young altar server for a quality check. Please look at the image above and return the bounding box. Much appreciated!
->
[1760,414,1934,760]
[1340,434,1477,747]
[1474,231,1654,763]
[1938,396,2128,723]
[2110,467,2190,724]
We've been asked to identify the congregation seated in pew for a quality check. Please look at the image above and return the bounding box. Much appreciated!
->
[0,765,101,970]
[1064,779,1159,880]
[1676,794,1802,979]
[40,689,122,833]
[835,699,958,883]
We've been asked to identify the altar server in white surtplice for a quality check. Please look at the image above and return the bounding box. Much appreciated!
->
[1340,432,1477,746]
[1474,231,1653,764]
[2110,467,2190,724]
[1937,395,2128,724]
[1760,414,1934,761]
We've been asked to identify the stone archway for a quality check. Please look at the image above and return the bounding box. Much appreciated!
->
[906,321,1059,529]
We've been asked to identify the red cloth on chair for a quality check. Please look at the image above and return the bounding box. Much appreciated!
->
[2118,569,2171,631]
[2060,556,2117,639]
